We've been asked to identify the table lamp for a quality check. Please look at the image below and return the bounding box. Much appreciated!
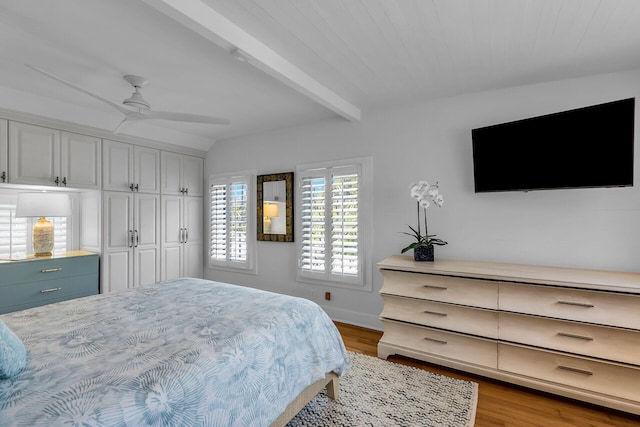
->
[263,202,279,234]
[16,192,71,256]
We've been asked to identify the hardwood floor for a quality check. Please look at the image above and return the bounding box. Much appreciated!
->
[335,322,640,427]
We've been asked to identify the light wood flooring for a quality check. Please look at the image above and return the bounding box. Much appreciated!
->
[335,322,640,427]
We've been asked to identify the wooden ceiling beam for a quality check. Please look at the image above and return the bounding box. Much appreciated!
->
[140,0,361,122]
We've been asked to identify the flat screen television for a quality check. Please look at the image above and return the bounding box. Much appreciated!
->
[472,98,635,193]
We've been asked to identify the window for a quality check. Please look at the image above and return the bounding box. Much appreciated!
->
[297,157,372,289]
[0,203,68,259]
[209,172,256,272]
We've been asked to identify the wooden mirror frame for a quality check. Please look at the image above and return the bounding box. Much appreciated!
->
[257,172,294,242]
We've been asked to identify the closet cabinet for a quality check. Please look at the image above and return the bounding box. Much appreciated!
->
[160,152,204,196]
[161,195,203,280]
[103,139,160,193]
[0,120,7,183]
[102,191,160,293]
[8,122,101,189]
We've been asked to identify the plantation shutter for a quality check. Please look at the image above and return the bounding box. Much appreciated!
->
[209,182,227,261]
[0,204,27,259]
[299,165,362,285]
[228,180,248,262]
[209,175,251,268]
[300,173,327,274]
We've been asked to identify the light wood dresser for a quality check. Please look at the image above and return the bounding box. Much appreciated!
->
[377,255,640,415]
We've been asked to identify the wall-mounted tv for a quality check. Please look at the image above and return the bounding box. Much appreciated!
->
[472,98,635,193]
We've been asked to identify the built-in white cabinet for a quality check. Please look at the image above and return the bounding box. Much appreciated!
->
[0,120,7,183]
[102,191,160,293]
[161,152,204,196]
[103,139,160,193]
[8,122,101,189]
[161,195,203,280]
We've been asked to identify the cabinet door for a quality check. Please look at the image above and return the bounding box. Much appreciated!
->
[183,196,203,278]
[161,195,183,280]
[0,120,7,183]
[60,132,101,189]
[133,194,160,286]
[103,139,133,191]
[182,155,204,196]
[9,122,60,186]
[102,192,134,292]
[135,146,160,194]
[160,151,183,195]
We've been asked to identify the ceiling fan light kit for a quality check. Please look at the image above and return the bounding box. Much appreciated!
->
[25,64,230,133]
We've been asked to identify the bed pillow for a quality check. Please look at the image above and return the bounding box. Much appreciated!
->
[0,319,27,379]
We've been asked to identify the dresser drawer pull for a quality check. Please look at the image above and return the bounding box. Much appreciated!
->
[39,287,62,293]
[422,285,447,290]
[41,268,62,273]
[557,365,593,376]
[557,301,594,308]
[423,310,447,317]
[423,337,447,345]
[557,332,594,341]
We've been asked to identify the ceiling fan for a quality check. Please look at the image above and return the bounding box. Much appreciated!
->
[26,64,230,133]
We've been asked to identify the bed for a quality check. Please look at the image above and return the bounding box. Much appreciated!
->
[0,278,350,426]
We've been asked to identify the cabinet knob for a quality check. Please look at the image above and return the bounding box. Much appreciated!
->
[1,171,6,182]
[62,177,67,187]
[55,176,60,186]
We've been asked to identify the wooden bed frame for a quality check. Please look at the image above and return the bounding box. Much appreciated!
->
[271,372,340,427]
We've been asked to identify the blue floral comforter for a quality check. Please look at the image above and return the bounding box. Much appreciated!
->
[0,278,350,426]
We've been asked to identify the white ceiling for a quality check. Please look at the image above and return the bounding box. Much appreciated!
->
[2,0,640,152]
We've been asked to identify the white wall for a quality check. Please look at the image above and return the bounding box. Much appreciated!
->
[205,68,640,330]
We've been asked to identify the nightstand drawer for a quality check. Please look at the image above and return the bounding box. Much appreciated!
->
[0,274,98,313]
[0,255,97,286]
[499,313,640,365]
[380,319,497,368]
[499,343,640,402]
[380,269,498,309]
[381,295,498,338]
[499,282,640,329]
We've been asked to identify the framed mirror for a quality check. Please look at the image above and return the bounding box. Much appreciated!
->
[257,172,294,242]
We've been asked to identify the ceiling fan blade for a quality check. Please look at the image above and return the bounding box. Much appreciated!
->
[112,112,149,134]
[26,64,132,115]
[142,109,230,125]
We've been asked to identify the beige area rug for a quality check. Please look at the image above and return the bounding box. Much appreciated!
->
[287,352,478,427]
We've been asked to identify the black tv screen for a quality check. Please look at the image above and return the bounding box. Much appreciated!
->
[472,98,635,193]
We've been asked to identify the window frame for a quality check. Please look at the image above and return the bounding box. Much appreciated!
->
[207,170,257,274]
[296,157,373,290]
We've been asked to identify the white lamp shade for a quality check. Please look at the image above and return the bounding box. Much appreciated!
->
[16,192,72,218]
[264,203,279,218]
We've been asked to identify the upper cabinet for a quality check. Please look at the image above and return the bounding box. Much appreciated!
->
[103,139,160,194]
[8,122,101,189]
[161,152,204,196]
[0,120,7,183]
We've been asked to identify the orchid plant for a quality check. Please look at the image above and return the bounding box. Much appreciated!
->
[401,180,448,254]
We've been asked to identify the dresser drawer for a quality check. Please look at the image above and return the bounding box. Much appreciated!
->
[499,313,640,366]
[381,295,498,338]
[0,255,98,286]
[380,269,498,309]
[0,274,98,313]
[499,282,640,329]
[499,343,640,402]
[380,319,497,368]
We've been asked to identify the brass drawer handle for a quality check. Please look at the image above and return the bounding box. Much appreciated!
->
[423,310,447,317]
[41,268,62,273]
[423,337,447,345]
[39,287,62,293]
[557,332,594,341]
[557,365,593,376]
[423,285,447,290]
[557,301,594,308]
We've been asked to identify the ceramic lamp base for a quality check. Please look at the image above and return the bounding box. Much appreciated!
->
[33,217,54,257]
